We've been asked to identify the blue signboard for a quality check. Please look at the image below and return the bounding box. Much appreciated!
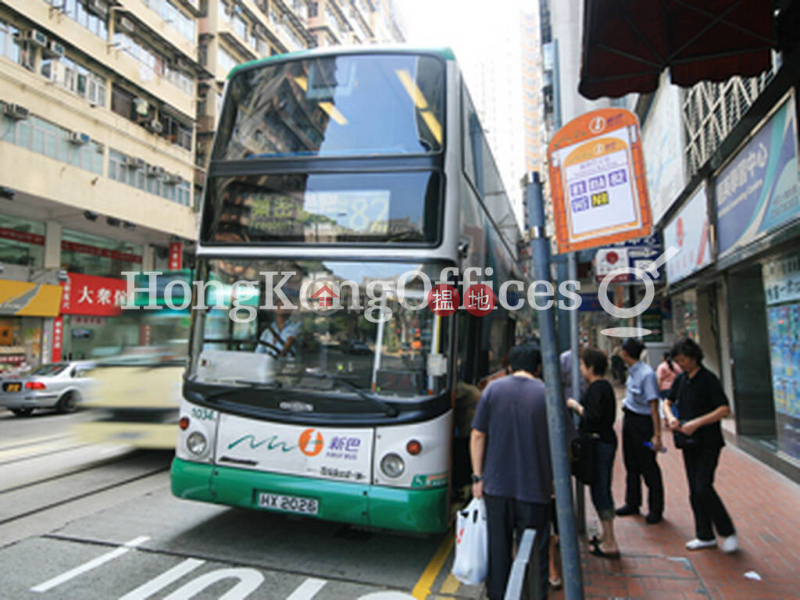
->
[715,96,800,256]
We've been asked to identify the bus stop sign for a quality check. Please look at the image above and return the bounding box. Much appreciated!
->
[547,108,652,253]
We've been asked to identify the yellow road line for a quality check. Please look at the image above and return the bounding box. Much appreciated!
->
[411,530,454,600]
[440,573,461,595]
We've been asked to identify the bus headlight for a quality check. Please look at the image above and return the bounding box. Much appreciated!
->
[187,431,207,455]
[380,453,405,478]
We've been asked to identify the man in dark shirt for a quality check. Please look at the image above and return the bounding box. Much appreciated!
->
[664,337,737,553]
[471,344,551,600]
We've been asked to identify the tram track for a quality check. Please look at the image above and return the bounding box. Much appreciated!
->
[0,448,144,496]
[0,451,172,526]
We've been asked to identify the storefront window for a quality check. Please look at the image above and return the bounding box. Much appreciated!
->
[763,254,800,462]
[672,289,699,341]
[61,229,142,278]
[0,317,43,374]
[0,214,46,268]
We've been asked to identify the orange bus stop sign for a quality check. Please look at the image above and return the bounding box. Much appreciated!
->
[547,108,652,254]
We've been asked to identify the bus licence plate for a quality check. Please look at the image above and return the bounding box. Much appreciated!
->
[257,493,319,515]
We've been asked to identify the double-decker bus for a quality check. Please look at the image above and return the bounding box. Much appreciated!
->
[171,47,527,534]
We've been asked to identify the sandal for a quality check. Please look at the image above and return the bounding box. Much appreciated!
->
[590,538,621,559]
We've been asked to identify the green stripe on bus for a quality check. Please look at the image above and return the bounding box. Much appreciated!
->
[170,458,449,534]
[227,47,456,79]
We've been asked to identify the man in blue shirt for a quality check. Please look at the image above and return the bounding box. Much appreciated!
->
[471,344,551,599]
[616,337,664,523]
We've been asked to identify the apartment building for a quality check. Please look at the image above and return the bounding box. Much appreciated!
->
[0,0,404,370]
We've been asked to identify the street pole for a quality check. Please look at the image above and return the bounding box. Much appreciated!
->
[525,172,584,600]
[551,35,585,535]
[568,252,586,535]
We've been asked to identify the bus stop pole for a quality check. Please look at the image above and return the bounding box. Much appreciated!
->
[525,172,584,600]
[568,253,587,535]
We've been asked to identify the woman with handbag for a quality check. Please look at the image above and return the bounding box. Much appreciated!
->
[567,348,619,558]
[664,337,738,553]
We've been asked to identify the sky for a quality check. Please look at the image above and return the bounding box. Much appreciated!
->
[396,0,497,71]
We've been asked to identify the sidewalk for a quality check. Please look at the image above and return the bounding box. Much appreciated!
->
[553,392,800,599]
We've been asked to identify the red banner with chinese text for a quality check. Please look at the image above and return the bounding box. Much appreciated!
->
[168,242,183,271]
[51,316,64,362]
[60,273,128,316]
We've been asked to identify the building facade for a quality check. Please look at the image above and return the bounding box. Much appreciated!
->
[0,0,404,372]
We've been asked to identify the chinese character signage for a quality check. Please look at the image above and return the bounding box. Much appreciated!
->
[715,94,800,256]
[664,185,713,284]
[763,254,800,306]
[51,316,64,362]
[168,242,183,271]
[60,272,128,317]
[0,280,62,317]
[548,108,652,253]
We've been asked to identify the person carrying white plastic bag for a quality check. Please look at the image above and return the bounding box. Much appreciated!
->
[469,344,552,600]
[452,497,489,585]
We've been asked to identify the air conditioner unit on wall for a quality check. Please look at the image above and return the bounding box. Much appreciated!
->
[69,132,91,145]
[119,17,135,34]
[3,103,30,120]
[128,157,146,170]
[21,30,48,48]
[164,173,183,184]
[147,119,164,134]
[87,0,109,17]
[147,165,166,177]
[45,40,66,58]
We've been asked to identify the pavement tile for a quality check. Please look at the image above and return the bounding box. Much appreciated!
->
[550,384,800,599]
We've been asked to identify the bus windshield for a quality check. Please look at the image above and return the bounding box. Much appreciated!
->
[200,171,441,244]
[214,53,445,159]
[189,258,452,400]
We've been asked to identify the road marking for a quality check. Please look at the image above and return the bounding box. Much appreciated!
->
[286,577,327,600]
[0,440,75,464]
[162,567,264,600]
[0,434,67,452]
[31,536,150,593]
[410,530,454,600]
[118,558,206,600]
[440,573,461,594]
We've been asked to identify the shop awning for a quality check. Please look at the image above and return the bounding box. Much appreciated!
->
[579,0,776,99]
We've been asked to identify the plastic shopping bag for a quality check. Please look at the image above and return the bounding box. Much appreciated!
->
[451,497,488,585]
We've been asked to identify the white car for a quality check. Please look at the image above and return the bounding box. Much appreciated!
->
[0,362,94,417]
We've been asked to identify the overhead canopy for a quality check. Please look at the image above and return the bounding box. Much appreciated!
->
[579,0,776,99]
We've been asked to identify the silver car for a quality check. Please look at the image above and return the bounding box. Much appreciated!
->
[0,362,94,417]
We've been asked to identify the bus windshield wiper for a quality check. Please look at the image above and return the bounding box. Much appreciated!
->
[199,379,282,402]
[304,371,398,417]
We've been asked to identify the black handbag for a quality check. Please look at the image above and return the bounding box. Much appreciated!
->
[671,376,698,449]
[570,434,598,484]
[673,424,698,449]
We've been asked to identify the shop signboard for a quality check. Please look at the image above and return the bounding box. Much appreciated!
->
[0,280,62,317]
[715,94,800,256]
[764,253,800,306]
[664,184,713,284]
[594,233,664,283]
[52,316,64,363]
[168,242,183,271]
[548,108,652,253]
[60,273,128,317]
[642,78,688,226]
